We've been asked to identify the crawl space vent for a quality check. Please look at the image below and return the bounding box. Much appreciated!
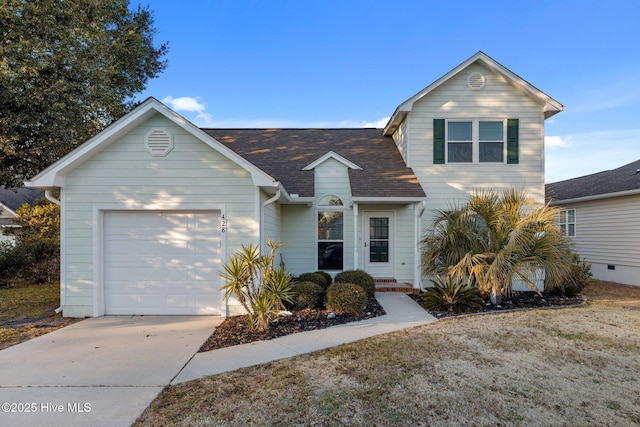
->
[144,128,173,157]
[468,72,486,90]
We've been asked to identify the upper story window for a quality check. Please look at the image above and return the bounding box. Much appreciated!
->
[434,118,519,165]
[447,120,505,163]
[559,209,576,237]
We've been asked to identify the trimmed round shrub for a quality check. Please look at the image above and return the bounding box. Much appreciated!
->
[291,281,325,310]
[326,282,367,315]
[315,271,333,288]
[334,269,375,299]
[297,272,327,289]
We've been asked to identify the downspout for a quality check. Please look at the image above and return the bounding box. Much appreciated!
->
[414,200,427,291]
[260,184,281,251]
[45,189,61,206]
[352,202,358,270]
[44,189,63,313]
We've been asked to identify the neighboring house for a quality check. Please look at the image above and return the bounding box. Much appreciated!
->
[0,186,44,244]
[26,52,563,317]
[546,160,640,286]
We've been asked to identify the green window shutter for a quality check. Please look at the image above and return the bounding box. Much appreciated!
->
[507,118,519,164]
[433,119,445,164]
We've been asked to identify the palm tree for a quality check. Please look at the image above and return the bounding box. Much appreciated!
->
[422,188,574,305]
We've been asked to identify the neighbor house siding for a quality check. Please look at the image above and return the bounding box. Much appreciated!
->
[406,63,546,234]
[61,114,257,317]
[560,194,640,286]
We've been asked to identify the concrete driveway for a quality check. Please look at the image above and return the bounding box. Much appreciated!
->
[0,315,222,427]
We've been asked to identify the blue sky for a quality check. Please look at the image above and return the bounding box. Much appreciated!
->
[137,0,640,183]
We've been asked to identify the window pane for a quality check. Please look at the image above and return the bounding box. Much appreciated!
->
[448,142,472,162]
[479,141,503,162]
[568,209,576,222]
[318,195,343,206]
[369,217,389,239]
[568,224,576,237]
[318,242,343,270]
[479,121,503,141]
[369,241,389,263]
[448,121,472,141]
[318,211,343,240]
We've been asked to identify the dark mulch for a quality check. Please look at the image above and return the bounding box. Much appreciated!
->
[411,291,586,319]
[199,298,386,352]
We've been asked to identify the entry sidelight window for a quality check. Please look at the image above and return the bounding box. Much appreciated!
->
[317,195,344,270]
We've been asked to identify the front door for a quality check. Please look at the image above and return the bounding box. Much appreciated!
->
[364,212,394,278]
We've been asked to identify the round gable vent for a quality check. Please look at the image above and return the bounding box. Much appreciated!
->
[468,72,486,90]
[144,128,173,157]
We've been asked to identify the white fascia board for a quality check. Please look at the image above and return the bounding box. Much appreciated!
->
[351,197,426,204]
[549,188,640,205]
[26,98,276,189]
[383,51,563,135]
[302,151,362,171]
[0,203,17,218]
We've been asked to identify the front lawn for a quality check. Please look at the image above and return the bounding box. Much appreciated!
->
[0,282,78,350]
[135,280,640,426]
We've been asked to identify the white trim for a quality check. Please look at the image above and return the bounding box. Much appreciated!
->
[0,202,17,218]
[302,151,362,171]
[445,119,507,164]
[92,203,227,317]
[363,210,395,278]
[383,51,563,135]
[351,197,426,204]
[549,188,640,205]
[352,202,359,270]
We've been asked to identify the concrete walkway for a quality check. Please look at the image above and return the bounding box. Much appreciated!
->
[0,293,436,427]
[173,293,436,383]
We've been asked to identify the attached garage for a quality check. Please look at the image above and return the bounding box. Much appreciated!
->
[103,211,223,315]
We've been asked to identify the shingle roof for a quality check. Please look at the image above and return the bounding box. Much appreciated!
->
[0,186,44,213]
[545,159,640,202]
[203,128,426,199]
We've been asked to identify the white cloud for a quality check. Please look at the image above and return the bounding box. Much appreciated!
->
[545,128,640,183]
[161,96,215,127]
[544,135,573,150]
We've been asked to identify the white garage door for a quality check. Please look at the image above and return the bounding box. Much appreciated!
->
[104,211,222,315]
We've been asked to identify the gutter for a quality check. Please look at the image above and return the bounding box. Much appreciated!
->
[44,189,61,206]
[549,188,640,205]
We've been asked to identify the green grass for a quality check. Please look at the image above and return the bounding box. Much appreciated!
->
[0,281,60,321]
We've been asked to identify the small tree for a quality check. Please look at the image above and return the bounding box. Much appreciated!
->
[220,240,293,331]
[422,188,575,305]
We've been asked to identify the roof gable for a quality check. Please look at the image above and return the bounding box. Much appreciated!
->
[0,186,44,216]
[383,51,564,136]
[546,159,640,202]
[26,98,276,189]
[302,151,362,171]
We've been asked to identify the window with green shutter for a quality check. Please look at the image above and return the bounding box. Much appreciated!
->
[507,118,519,164]
[433,119,445,164]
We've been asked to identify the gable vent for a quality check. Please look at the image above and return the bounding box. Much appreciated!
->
[468,72,486,90]
[144,128,173,157]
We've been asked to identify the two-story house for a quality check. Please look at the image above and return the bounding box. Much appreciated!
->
[27,52,563,317]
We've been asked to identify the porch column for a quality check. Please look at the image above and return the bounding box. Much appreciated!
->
[414,201,426,290]
[353,202,358,270]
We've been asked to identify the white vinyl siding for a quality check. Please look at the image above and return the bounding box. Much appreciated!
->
[558,195,640,286]
[61,114,257,317]
[404,63,545,237]
[280,204,316,274]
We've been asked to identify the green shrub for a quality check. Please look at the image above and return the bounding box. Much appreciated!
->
[291,281,325,310]
[421,276,484,313]
[546,252,592,296]
[315,271,333,288]
[326,282,367,315]
[0,238,60,285]
[297,272,327,289]
[334,269,375,299]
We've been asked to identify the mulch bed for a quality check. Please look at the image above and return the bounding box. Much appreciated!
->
[412,291,586,319]
[199,292,586,352]
[199,298,385,352]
